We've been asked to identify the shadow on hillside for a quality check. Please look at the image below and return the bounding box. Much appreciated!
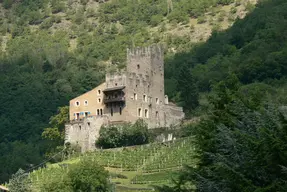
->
[165,0,287,96]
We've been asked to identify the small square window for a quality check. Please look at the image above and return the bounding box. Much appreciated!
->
[98,98,101,103]
[137,64,140,69]
[84,100,88,106]
[98,90,101,95]
[75,101,80,106]
[134,93,137,100]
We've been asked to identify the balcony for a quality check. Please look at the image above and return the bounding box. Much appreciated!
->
[103,85,125,93]
[104,96,125,104]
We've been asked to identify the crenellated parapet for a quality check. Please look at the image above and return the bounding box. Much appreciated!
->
[127,44,164,59]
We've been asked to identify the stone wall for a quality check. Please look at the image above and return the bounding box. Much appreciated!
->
[65,116,109,152]
[105,71,127,88]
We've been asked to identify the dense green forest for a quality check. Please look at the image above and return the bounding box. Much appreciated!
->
[0,0,256,183]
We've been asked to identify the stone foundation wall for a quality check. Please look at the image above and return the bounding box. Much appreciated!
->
[65,116,109,152]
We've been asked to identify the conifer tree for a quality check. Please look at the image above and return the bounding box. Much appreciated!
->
[177,64,199,113]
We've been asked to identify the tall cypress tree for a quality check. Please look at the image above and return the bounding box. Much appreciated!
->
[177,64,199,113]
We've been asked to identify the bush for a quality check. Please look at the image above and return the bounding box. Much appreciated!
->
[217,11,226,22]
[40,18,54,29]
[197,16,206,24]
[8,169,31,192]
[51,0,65,14]
[68,158,110,192]
[245,1,255,12]
[230,7,237,14]
[3,0,13,9]
[96,119,149,148]
[235,0,241,6]
[150,15,163,27]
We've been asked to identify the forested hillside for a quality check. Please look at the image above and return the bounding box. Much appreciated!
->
[0,0,258,183]
[158,0,287,191]
[165,0,287,108]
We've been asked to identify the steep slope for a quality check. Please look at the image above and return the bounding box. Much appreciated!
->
[165,0,287,107]
[29,137,196,191]
[0,0,257,183]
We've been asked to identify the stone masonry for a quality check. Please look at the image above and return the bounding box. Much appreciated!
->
[65,44,185,152]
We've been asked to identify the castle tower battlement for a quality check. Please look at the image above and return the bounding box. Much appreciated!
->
[127,44,164,58]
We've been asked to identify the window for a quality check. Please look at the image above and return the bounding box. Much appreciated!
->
[144,109,149,118]
[156,98,159,104]
[79,126,81,130]
[75,101,80,106]
[115,83,118,86]
[143,94,147,102]
[98,98,101,103]
[137,64,140,69]
[87,122,90,126]
[85,112,88,117]
[134,93,137,100]
[98,90,101,95]
[84,100,88,106]
[97,109,100,116]
[75,113,80,120]
[119,107,122,115]
[110,108,113,116]
[156,111,159,118]
[100,109,103,116]
[138,108,142,117]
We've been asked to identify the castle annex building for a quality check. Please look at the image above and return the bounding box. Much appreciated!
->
[65,45,185,152]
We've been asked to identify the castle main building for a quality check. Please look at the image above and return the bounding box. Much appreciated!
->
[65,44,185,152]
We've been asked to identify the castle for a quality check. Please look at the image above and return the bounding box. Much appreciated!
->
[65,44,185,152]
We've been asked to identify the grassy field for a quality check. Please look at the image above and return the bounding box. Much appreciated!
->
[30,137,197,191]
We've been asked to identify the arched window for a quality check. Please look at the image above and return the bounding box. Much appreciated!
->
[144,109,149,118]
[138,108,142,117]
